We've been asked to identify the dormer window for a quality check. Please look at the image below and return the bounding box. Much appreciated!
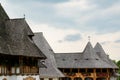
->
[74,59,78,61]
[62,59,65,61]
[96,58,99,60]
[28,35,34,43]
[85,58,89,60]
[28,35,33,40]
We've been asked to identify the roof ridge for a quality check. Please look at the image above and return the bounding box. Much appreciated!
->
[9,18,25,20]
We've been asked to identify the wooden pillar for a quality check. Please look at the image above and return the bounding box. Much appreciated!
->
[93,69,96,80]
[107,68,110,80]
[71,77,74,80]
[19,56,23,74]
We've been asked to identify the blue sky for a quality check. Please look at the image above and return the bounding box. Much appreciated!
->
[1,0,120,60]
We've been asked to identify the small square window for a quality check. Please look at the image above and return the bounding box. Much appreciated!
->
[96,69,101,72]
[80,69,86,72]
[87,69,93,72]
[72,69,78,73]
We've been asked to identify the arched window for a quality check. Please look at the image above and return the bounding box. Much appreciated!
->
[74,77,82,80]
[85,77,93,80]
[59,77,71,80]
[96,78,106,80]
[64,77,71,80]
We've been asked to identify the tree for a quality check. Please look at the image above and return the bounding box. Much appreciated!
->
[116,60,120,80]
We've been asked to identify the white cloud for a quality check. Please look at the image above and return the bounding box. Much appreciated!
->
[55,0,97,17]
[54,0,120,28]
[76,1,120,24]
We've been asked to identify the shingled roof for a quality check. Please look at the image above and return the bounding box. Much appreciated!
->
[94,43,118,69]
[0,4,46,59]
[55,42,118,68]
[33,33,64,78]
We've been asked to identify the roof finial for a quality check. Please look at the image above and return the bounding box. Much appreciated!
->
[23,14,25,19]
[88,36,91,42]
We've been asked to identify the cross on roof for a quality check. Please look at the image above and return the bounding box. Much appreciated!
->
[88,36,91,42]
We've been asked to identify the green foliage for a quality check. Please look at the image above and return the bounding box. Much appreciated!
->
[114,60,120,80]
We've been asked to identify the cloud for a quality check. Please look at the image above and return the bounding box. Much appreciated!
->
[64,33,81,42]
[55,0,97,16]
[91,0,119,8]
[115,40,120,43]
[100,41,111,45]
[5,0,69,4]
[55,0,120,33]
[37,0,69,3]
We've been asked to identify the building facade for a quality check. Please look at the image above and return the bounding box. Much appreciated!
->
[55,42,118,80]
[34,33,118,80]
[0,4,46,80]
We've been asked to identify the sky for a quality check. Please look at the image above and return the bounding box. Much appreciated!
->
[1,0,120,60]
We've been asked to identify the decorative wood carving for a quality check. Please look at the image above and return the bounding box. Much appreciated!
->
[23,76,36,80]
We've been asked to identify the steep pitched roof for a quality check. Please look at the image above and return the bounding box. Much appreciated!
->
[55,42,115,68]
[94,42,118,69]
[0,4,46,58]
[0,18,46,58]
[33,33,64,78]
[83,42,100,60]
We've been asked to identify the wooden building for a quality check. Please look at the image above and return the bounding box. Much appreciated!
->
[0,4,46,80]
[34,33,118,80]
[55,42,118,80]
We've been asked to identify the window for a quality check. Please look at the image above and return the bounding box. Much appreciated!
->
[64,77,71,80]
[96,78,106,80]
[62,59,66,61]
[72,69,78,73]
[102,69,107,73]
[109,69,113,72]
[87,69,93,73]
[80,69,86,72]
[96,69,101,72]
[40,78,44,80]
[64,69,70,73]
[59,68,64,72]
[85,58,89,60]
[49,78,53,80]
[59,77,71,80]
[74,77,82,80]
[85,77,93,80]
[74,59,78,61]
[96,58,99,60]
